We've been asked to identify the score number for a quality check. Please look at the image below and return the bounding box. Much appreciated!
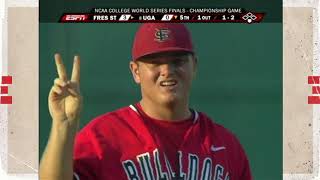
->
[222,15,235,20]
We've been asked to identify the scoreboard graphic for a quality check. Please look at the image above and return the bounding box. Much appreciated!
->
[60,8,265,24]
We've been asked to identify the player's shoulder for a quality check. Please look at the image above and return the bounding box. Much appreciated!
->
[197,111,240,142]
[78,105,135,133]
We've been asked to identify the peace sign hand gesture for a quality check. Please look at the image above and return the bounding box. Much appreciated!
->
[48,54,82,129]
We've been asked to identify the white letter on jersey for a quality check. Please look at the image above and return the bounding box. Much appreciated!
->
[188,154,199,180]
[214,164,224,180]
[177,151,186,179]
[122,160,141,180]
[164,153,175,179]
[153,149,168,180]
[224,173,230,180]
[200,158,212,180]
[137,152,155,180]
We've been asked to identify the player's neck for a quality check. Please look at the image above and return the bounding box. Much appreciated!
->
[139,99,191,122]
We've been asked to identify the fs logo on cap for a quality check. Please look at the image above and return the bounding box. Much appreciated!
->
[154,28,170,42]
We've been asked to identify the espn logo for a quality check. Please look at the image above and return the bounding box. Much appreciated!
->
[61,14,88,22]
[308,76,320,104]
[0,76,12,104]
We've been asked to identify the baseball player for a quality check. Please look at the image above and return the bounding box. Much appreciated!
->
[40,23,252,180]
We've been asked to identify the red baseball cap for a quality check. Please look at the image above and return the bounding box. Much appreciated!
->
[132,23,194,61]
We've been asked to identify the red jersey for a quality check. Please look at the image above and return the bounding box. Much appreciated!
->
[73,104,252,180]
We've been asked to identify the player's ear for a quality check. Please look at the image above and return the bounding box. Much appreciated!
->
[129,60,141,84]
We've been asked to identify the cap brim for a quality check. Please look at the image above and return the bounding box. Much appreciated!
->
[134,47,194,61]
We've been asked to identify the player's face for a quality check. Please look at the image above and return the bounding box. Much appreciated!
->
[130,52,197,106]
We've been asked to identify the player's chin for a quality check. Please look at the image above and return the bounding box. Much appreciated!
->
[160,93,183,105]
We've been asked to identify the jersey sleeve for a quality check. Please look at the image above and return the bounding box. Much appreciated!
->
[73,129,101,180]
[234,136,253,180]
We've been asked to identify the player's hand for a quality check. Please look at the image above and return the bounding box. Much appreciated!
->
[48,53,82,128]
